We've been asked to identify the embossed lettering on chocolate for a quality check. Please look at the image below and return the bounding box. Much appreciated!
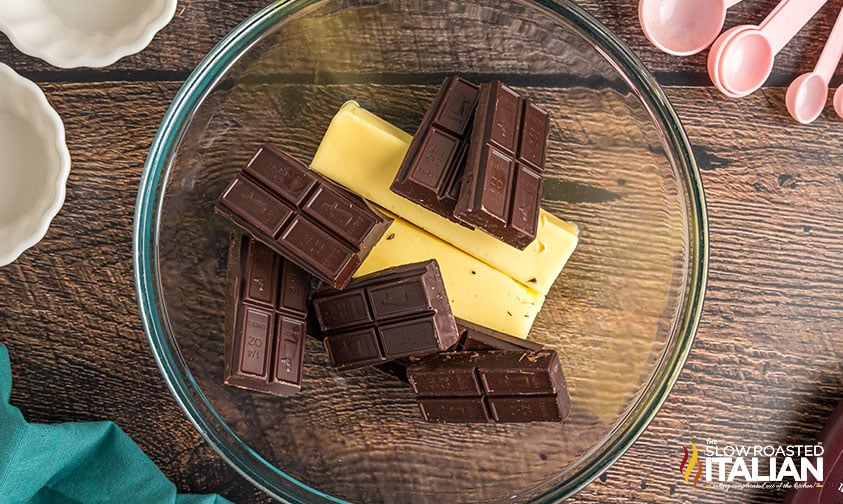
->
[391,76,480,221]
[311,260,460,370]
[216,144,392,289]
[407,350,569,423]
[224,234,311,396]
[454,81,549,249]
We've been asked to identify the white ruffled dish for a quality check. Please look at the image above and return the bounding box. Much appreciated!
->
[0,62,71,266]
[0,0,177,68]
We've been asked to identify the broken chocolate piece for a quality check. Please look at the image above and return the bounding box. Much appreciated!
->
[224,234,311,396]
[407,350,569,423]
[311,260,459,370]
[454,81,548,250]
[364,319,542,382]
[456,318,544,352]
[391,77,481,221]
[216,144,392,289]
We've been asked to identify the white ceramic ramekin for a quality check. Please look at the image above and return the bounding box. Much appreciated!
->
[0,62,71,266]
[0,0,178,68]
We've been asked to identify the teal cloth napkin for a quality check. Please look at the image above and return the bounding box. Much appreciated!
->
[0,343,232,504]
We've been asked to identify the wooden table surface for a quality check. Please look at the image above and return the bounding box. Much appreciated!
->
[1,1,841,503]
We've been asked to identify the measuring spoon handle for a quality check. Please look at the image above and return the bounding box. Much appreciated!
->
[816,7,843,81]
[760,0,827,54]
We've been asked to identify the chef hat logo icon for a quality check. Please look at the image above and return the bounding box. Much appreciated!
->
[680,442,703,486]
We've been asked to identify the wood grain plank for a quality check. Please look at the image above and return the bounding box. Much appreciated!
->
[576,86,843,504]
[1,0,842,85]
[0,0,265,76]
[0,80,841,503]
[580,0,843,86]
[0,80,266,503]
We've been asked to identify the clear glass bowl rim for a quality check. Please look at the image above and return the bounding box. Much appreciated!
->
[132,1,709,502]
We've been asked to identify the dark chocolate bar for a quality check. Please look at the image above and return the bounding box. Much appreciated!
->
[311,260,460,370]
[391,77,480,220]
[407,350,569,423]
[216,144,392,289]
[784,400,843,504]
[454,81,548,250]
[371,358,412,382]
[305,320,414,381]
[365,319,542,382]
[456,318,544,352]
[224,235,310,396]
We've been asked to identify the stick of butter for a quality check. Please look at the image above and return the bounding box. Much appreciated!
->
[356,214,544,338]
[311,101,578,295]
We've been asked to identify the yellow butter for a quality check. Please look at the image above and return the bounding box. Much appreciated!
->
[356,215,544,338]
[311,101,579,295]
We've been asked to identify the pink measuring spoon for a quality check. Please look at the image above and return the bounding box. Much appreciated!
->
[707,25,754,97]
[835,86,843,118]
[786,7,843,123]
[706,0,794,97]
[639,0,743,56]
[708,0,828,97]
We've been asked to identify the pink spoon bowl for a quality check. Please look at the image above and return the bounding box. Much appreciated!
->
[786,7,843,124]
[717,29,776,96]
[707,25,753,97]
[639,0,742,56]
[786,73,830,123]
[835,86,843,118]
[708,0,827,97]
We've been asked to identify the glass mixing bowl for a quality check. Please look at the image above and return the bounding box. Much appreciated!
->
[133,0,708,502]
